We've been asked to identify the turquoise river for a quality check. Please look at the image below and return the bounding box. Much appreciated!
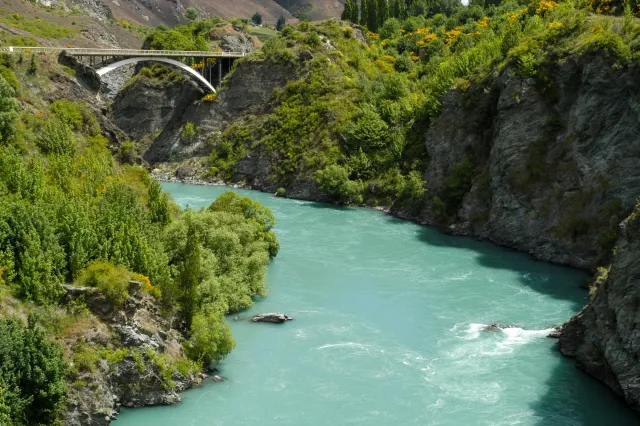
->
[115,182,640,426]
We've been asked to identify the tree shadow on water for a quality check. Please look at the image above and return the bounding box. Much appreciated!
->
[530,346,640,426]
[413,224,590,311]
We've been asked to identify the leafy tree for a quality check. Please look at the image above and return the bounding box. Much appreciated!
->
[148,180,171,226]
[0,316,66,424]
[37,117,77,157]
[176,216,202,325]
[276,15,286,31]
[185,7,198,20]
[184,308,236,366]
[0,75,19,145]
[251,12,263,25]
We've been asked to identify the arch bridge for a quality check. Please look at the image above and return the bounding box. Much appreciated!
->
[0,47,245,93]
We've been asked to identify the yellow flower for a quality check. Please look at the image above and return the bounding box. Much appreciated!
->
[477,17,489,29]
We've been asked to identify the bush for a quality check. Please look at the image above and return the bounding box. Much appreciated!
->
[185,7,198,20]
[275,187,286,197]
[75,261,132,307]
[181,122,197,143]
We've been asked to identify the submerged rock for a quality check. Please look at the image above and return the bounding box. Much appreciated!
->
[251,313,293,323]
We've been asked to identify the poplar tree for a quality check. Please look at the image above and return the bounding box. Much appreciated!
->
[392,0,402,18]
[361,0,369,27]
[367,0,378,31]
[377,0,389,27]
[341,0,353,21]
[351,0,360,22]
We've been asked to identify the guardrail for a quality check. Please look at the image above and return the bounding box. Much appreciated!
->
[0,47,246,58]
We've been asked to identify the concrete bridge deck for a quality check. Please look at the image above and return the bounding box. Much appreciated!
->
[0,47,246,58]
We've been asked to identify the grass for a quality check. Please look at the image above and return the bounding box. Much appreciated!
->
[248,26,279,41]
[0,10,78,39]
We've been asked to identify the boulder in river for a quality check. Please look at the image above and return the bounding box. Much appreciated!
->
[251,313,293,323]
[482,323,514,332]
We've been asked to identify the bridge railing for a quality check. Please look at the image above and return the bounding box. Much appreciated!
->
[0,47,246,58]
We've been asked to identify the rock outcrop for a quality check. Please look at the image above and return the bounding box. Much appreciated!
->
[251,313,294,323]
[412,55,640,270]
[559,204,640,410]
[62,283,205,426]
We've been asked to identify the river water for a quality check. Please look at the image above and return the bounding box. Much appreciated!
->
[115,183,639,426]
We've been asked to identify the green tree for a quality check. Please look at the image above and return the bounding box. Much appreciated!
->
[176,216,202,325]
[148,179,171,226]
[276,15,286,31]
[251,12,263,25]
[185,7,198,20]
[0,316,66,424]
[342,0,353,21]
[0,75,19,145]
[368,0,379,31]
[378,0,390,28]
[37,118,77,157]
[361,0,370,27]
[184,309,236,366]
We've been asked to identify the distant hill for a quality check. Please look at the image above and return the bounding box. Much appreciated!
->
[99,0,345,26]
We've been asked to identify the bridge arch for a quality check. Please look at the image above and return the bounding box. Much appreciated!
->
[96,57,216,93]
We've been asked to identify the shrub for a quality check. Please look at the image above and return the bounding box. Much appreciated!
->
[75,261,132,307]
[181,122,197,143]
[275,187,286,197]
[306,31,321,47]
[185,7,198,20]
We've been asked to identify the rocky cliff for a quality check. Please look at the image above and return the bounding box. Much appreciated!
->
[559,203,640,409]
[62,282,206,426]
[414,54,640,270]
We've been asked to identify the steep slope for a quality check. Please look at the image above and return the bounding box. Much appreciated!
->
[559,202,640,410]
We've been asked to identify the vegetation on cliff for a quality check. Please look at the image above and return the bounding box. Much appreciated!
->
[195,0,640,218]
[0,53,278,423]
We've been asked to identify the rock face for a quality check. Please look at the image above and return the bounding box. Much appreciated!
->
[559,205,640,409]
[415,55,640,269]
[251,313,294,323]
[61,283,204,426]
[113,76,203,141]
[118,61,294,164]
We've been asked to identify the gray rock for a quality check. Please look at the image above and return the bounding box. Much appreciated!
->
[559,206,640,409]
[251,313,293,323]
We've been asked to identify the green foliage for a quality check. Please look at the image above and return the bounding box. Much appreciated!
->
[0,75,19,144]
[252,12,263,25]
[306,31,321,47]
[181,122,197,143]
[275,187,286,197]
[0,316,67,425]
[148,180,171,226]
[184,309,236,366]
[316,165,365,204]
[276,15,286,31]
[28,54,37,75]
[75,261,132,307]
[185,7,198,21]
[37,118,77,157]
